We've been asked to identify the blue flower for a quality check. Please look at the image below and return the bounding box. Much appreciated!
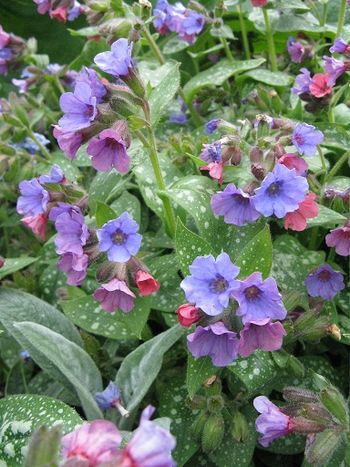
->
[304,264,345,300]
[205,119,221,134]
[292,123,324,156]
[95,382,121,410]
[180,253,240,316]
[253,164,308,218]
[39,164,65,184]
[94,39,133,77]
[16,178,49,216]
[200,142,222,163]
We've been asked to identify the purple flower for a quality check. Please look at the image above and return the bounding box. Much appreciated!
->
[323,56,347,85]
[67,1,82,21]
[292,68,311,95]
[187,322,240,367]
[153,0,170,34]
[97,212,142,262]
[95,382,121,410]
[180,11,205,43]
[330,37,349,54]
[49,202,77,221]
[123,405,176,467]
[87,128,130,173]
[205,119,221,134]
[58,81,97,131]
[33,0,51,14]
[94,38,133,77]
[17,179,49,216]
[93,279,136,313]
[287,37,305,63]
[76,67,106,104]
[57,253,88,286]
[232,272,287,324]
[325,221,350,257]
[200,141,222,163]
[211,183,260,226]
[0,47,12,75]
[169,112,188,125]
[180,253,240,316]
[239,320,286,357]
[53,205,89,256]
[39,164,65,184]
[304,264,345,300]
[53,125,83,160]
[0,25,10,48]
[254,396,292,447]
[253,164,308,218]
[292,123,324,157]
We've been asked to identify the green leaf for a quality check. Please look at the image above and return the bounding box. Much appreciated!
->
[70,38,108,71]
[89,171,128,211]
[115,325,185,411]
[242,69,293,87]
[50,151,81,182]
[305,430,347,466]
[0,394,81,467]
[95,201,117,227]
[210,24,235,39]
[138,60,181,88]
[149,62,180,126]
[61,295,151,340]
[13,322,103,420]
[265,433,306,454]
[235,224,272,279]
[110,191,141,225]
[24,425,62,467]
[0,257,37,280]
[163,36,189,55]
[307,205,347,228]
[183,58,266,101]
[175,218,214,275]
[186,354,219,399]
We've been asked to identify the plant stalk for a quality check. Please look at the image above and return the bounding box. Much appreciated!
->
[326,150,350,181]
[337,0,347,37]
[237,0,250,59]
[262,8,278,72]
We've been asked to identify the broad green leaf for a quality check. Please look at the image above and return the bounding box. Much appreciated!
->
[307,205,347,228]
[242,69,293,87]
[138,60,180,88]
[61,295,151,340]
[13,322,103,420]
[186,354,219,399]
[305,430,347,466]
[95,201,117,227]
[115,325,185,411]
[51,151,81,182]
[149,61,181,126]
[317,124,350,151]
[183,58,266,101]
[235,224,272,279]
[175,218,214,275]
[0,394,81,467]
[0,257,37,280]
[265,433,306,454]
[110,191,141,225]
[89,171,128,210]
[163,37,189,55]
[210,24,235,39]
[24,425,61,467]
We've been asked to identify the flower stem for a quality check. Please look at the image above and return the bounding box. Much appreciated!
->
[237,0,250,59]
[262,8,277,72]
[326,150,350,181]
[317,146,328,185]
[337,0,347,37]
[221,38,234,62]
[143,26,202,126]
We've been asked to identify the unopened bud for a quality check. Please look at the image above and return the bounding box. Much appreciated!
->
[231,411,249,442]
[222,146,241,165]
[320,385,349,426]
[249,146,263,163]
[207,395,224,413]
[283,387,318,404]
[251,163,267,181]
[291,416,327,433]
[96,261,123,283]
[293,310,330,341]
[201,414,225,452]
[191,411,207,439]
[326,324,341,341]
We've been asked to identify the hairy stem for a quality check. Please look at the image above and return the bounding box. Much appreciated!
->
[262,8,278,72]
[337,0,347,37]
[237,0,250,59]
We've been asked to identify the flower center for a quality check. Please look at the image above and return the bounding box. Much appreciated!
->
[267,182,282,196]
[210,274,228,293]
[318,270,331,282]
[233,193,249,205]
[294,134,303,145]
[113,229,126,245]
[244,285,261,300]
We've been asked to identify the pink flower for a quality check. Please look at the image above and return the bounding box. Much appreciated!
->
[87,127,130,173]
[309,73,333,98]
[326,220,350,256]
[239,319,286,357]
[284,192,319,232]
[53,125,83,160]
[251,0,268,5]
[0,25,10,48]
[176,303,200,327]
[21,214,48,240]
[50,6,68,22]
[58,253,88,286]
[278,153,308,176]
[200,161,224,184]
[61,420,121,465]
[93,278,136,313]
[135,270,160,296]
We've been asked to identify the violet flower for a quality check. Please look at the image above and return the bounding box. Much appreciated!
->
[94,38,133,77]
[39,164,65,184]
[57,253,88,286]
[292,123,324,157]
[325,220,350,257]
[254,396,292,447]
[239,319,286,357]
[304,264,345,300]
[95,382,121,410]
[53,205,89,256]
[53,125,83,160]
[323,56,347,85]
[93,278,136,313]
[287,37,305,63]
[76,67,107,103]
[205,119,221,134]
[330,37,349,54]
[16,179,49,216]
[87,128,130,173]
[292,68,312,95]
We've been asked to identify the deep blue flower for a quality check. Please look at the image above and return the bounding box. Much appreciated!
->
[205,119,221,134]
[95,382,121,410]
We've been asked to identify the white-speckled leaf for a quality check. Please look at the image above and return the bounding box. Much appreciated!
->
[186,354,219,399]
[0,394,82,466]
[89,171,128,210]
[0,257,37,281]
[306,205,346,228]
[163,37,189,55]
[13,322,103,420]
[265,433,306,455]
[61,295,151,340]
[110,191,141,225]
[242,69,293,87]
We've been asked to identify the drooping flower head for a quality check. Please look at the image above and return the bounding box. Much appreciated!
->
[187,322,240,367]
[278,153,308,176]
[330,37,350,54]
[205,119,221,134]
[97,212,142,262]
[254,396,292,447]
[239,320,286,357]
[17,179,49,217]
[211,183,260,226]
[61,420,121,464]
[135,270,160,296]
[87,127,130,173]
[176,303,200,327]
[53,125,83,160]
[232,272,287,324]
[309,73,333,98]
[253,164,308,218]
[325,220,350,257]
[58,253,88,286]
[304,264,345,300]
[95,382,121,410]
[200,141,222,164]
[94,38,133,77]
[287,37,305,63]
[323,55,348,85]
[292,123,324,157]
[180,253,240,316]
[21,214,48,240]
[284,192,319,232]
[94,278,136,313]
[39,164,65,184]
[52,204,89,256]
[292,68,312,95]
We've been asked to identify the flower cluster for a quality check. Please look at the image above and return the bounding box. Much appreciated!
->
[177,253,287,367]
[0,25,26,75]
[33,0,83,22]
[61,405,175,466]
[153,0,205,43]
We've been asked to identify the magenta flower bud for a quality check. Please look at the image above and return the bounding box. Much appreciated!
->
[325,220,350,257]
[254,396,293,447]
[304,264,345,300]
[93,278,136,313]
[22,214,48,241]
[239,319,286,357]
[87,127,130,173]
